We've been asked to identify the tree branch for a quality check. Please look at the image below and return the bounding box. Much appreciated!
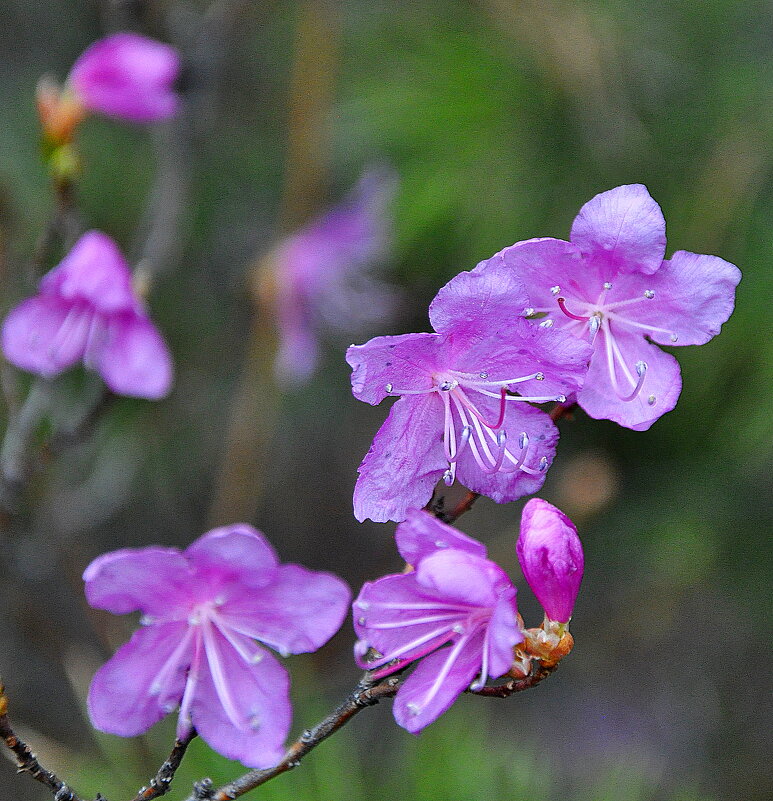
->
[129,731,197,801]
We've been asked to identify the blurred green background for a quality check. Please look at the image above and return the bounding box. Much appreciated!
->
[0,1,771,800]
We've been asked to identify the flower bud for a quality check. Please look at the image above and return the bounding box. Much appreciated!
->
[517,498,583,623]
[37,76,85,148]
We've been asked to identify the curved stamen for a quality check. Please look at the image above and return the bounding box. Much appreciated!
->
[202,620,250,730]
[448,426,471,464]
[406,633,474,716]
[588,314,602,345]
[616,360,647,402]
[177,633,203,737]
[557,297,590,322]
[149,625,195,696]
[605,313,678,342]
[604,326,648,402]
[469,625,491,691]
[455,386,508,430]
[364,623,458,671]
[475,388,566,403]
[450,370,544,387]
[384,383,436,395]
[364,613,466,630]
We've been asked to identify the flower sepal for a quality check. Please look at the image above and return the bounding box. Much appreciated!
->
[521,615,574,668]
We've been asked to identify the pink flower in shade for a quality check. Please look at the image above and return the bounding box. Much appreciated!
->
[347,264,592,523]
[492,184,741,430]
[2,231,173,399]
[272,168,397,385]
[353,510,522,733]
[84,524,351,768]
[69,32,179,123]
[516,498,583,623]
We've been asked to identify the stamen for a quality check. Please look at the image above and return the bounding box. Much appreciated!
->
[202,621,251,729]
[616,360,648,402]
[364,623,458,670]
[177,635,203,739]
[454,386,507,430]
[415,634,474,713]
[149,626,195,696]
[647,394,657,406]
[469,626,491,691]
[447,426,472,463]
[384,384,436,395]
[604,313,678,343]
[557,297,590,322]
[522,307,535,317]
[539,319,554,328]
[603,282,613,290]
[644,289,655,299]
[365,613,466,630]
[550,285,561,296]
[589,314,601,345]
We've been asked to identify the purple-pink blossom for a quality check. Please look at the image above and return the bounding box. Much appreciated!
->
[491,184,741,430]
[84,524,351,768]
[271,168,397,385]
[2,231,173,399]
[69,32,179,123]
[353,510,522,732]
[517,498,583,623]
[347,263,592,522]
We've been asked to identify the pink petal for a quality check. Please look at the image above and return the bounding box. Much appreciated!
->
[70,33,179,122]
[346,332,442,406]
[578,328,682,431]
[40,231,136,313]
[273,291,319,385]
[94,312,173,399]
[88,621,190,736]
[192,633,290,768]
[487,596,522,677]
[624,250,741,347]
[428,261,530,337]
[415,550,512,608]
[570,184,666,277]
[1,296,89,376]
[353,394,447,523]
[218,564,351,655]
[393,631,485,733]
[395,509,487,565]
[83,546,194,618]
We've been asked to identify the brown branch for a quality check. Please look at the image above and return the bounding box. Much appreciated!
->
[0,682,85,801]
[549,400,577,423]
[468,661,557,697]
[129,731,197,801]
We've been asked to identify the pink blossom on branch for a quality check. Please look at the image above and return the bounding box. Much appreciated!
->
[492,184,741,430]
[68,32,180,123]
[84,524,351,768]
[353,510,522,733]
[347,264,592,523]
[2,231,173,399]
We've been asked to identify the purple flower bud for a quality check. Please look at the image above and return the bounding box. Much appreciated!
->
[517,498,583,623]
[69,33,180,123]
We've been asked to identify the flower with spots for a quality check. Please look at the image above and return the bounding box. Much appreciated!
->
[84,524,350,768]
[353,509,522,733]
[2,231,173,399]
[492,184,741,430]
[347,264,592,522]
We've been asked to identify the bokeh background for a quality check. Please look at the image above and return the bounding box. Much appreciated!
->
[0,1,771,800]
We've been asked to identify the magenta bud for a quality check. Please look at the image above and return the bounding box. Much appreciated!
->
[517,498,584,623]
[69,33,180,123]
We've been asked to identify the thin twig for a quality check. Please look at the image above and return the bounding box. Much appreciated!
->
[549,400,577,423]
[129,731,197,801]
[468,662,557,697]
[0,682,85,801]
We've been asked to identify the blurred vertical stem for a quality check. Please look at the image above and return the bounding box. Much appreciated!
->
[208,0,340,527]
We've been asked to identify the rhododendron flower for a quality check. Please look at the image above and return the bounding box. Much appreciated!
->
[2,231,173,399]
[353,510,522,732]
[268,168,397,385]
[84,524,350,768]
[517,498,583,623]
[347,264,592,522]
[69,32,179,122]
[492,184,741,430]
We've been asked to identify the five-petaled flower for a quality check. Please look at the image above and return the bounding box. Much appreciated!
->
[347,263,592,522]
[84,524,351,768]
[263,168,397,385]
[353,509,523,733]
[2,230,173,399]
[517,497,584,623]
[489,184,741,430]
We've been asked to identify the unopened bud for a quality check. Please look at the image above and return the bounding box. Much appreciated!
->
[37,76,85,148]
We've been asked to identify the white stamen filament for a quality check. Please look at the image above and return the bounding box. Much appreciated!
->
[202,620,250,730]
[411,633,473,715]
[365,612,466,630]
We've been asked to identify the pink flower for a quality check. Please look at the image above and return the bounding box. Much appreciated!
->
[84,524,351,768]
[69,32,179,123]
[347,263,592,522]
[271,168,397,385]
[517,498,583,623]
[2,231,173,399]
[493,185,741,430]
[353,510,522,732]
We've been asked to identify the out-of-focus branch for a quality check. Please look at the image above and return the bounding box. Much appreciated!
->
[0,682,85,801]
[129,731,197,801]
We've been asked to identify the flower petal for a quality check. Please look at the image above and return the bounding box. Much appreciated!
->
[218,564,351,655]
[393,631,485,733]
[487,596,522,677]
[1,296,89,376]
[415,550,512,608]
[578,327,682,431]
[623,250,741,346]
[83,546,194,618]
[70,33,179,122]
[428,260,530,338]
[40,231,137,313]
[192,636,290,768]
[88,621,190,736]
[346,332,442,406]
[273,293,319,385]
[395,509,487,565]
[353,394,447,523]
[570,184,666,276]
[94,312,173,399]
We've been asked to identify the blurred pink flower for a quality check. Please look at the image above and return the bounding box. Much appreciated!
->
[2,231,173,399]
[84,524,351,768]
[69,32,179,122]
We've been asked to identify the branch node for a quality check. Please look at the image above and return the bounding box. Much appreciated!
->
[192,778,214,800]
